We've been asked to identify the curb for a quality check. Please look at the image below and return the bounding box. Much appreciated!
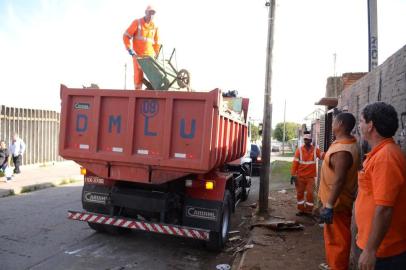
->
[0,176,82,198]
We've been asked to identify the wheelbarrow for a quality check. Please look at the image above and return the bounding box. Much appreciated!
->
[136,48,191,91]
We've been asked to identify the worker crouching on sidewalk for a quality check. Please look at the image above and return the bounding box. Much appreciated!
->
[290,131,324,216]
[318,112,360,270]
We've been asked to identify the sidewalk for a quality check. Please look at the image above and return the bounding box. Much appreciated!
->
[0,161,82,197]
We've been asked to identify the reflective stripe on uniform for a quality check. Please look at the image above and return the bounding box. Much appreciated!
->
[299,147,303,162]
[135,19,154,43]
[124,31,132,38]
[305,202,314,206]
[297,200,305,205]
[299,160,316,165]
[294,157,300,162]
[135,36,154,43]
[298,146,317,164]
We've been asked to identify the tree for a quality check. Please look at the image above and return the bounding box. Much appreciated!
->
[272,122,299,142]
[250,123,260,142]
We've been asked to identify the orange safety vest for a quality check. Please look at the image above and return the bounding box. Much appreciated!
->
[291,145,322,178]
[123,17,160,57]
[318,138,359,211]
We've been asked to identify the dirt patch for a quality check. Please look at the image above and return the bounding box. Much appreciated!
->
[240,190,325,270]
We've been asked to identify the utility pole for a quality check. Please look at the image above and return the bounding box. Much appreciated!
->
[124,63,127,90]
[282,99,286,155]
[259,0,275,216]
[368,0,378,71]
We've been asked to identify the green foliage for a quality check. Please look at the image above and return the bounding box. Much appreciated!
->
[271,160,292,183]
[272,122,299,142]
[250,123,260,142]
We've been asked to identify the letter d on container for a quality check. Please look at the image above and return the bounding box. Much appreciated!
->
[76,114,88,132]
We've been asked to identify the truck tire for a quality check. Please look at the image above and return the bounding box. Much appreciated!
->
[240,163,252,202]
[206,190,232,251]
[240,179,250,202]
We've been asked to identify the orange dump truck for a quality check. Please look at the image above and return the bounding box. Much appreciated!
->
[60,85,252,250]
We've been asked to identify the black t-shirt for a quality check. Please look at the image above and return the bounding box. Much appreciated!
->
[0,149,8,165]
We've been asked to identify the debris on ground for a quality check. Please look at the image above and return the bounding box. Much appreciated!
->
[251,220,304,231]
[248,202,257,208]
[229,235,242,242]
[269,215,285,219]
[233,243,254,257]
[277,189,287,194]
[216,263,231,270]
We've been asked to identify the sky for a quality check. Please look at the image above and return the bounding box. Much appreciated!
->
[0,0,405,126]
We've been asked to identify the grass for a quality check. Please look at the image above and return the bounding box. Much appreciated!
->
[20,184,54,193]
[278,151,295,157]
[271,160,292,183]
[59,178,78,185]
[18,178,79,194]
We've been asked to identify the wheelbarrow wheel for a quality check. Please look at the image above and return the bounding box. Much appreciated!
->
[177,69,190,88]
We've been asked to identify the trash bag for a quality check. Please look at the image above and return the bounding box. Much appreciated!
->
[4,166,13,180]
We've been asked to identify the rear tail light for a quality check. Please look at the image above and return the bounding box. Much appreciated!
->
[205,181,215,190]
[257,156,262,161]
[185,179,216,190]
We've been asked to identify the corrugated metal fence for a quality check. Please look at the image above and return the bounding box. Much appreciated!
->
[0,105,62,165]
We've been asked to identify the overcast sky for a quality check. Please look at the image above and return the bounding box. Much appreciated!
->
[0,0,405,126]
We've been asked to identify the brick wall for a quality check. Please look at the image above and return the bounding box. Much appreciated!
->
[337,44,406,155]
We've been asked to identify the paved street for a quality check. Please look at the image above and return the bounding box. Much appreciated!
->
[0,178,258,270]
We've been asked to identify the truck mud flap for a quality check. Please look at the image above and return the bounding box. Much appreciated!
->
[68,210,209,241]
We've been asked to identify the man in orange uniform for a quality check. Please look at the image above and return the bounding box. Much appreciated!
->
[123,5,160,89]
[356,102,406,270]
[290,131,323,215]
[318,112,360,270]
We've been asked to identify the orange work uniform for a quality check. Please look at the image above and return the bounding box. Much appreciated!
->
[355,138,406,258]
[318,137,359,270]
[123,17,160,89]
[291,145,323,213]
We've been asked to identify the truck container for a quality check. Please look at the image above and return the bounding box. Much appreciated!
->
[61,85,252,250]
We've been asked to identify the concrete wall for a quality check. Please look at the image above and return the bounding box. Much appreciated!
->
[337,44,406,154]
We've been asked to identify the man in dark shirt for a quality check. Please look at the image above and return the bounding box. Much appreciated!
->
[0,140,9,171]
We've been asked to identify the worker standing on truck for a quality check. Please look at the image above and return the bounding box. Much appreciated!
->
[123,5,160,90]
[318,112,360,270]
[290,131,324,216]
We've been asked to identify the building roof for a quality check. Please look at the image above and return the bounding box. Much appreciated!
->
[315,97,338,107]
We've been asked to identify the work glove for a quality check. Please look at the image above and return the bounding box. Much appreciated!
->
[128,48,135,56]
[290,176,297,185]
[319,207,334,224]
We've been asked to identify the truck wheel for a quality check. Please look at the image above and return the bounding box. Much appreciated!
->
[206,190,232,251]
[240,164,252,202]
[240,179,250,202]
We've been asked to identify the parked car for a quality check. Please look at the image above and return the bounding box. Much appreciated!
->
[250,144,262,176]
[271,143,280,152]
